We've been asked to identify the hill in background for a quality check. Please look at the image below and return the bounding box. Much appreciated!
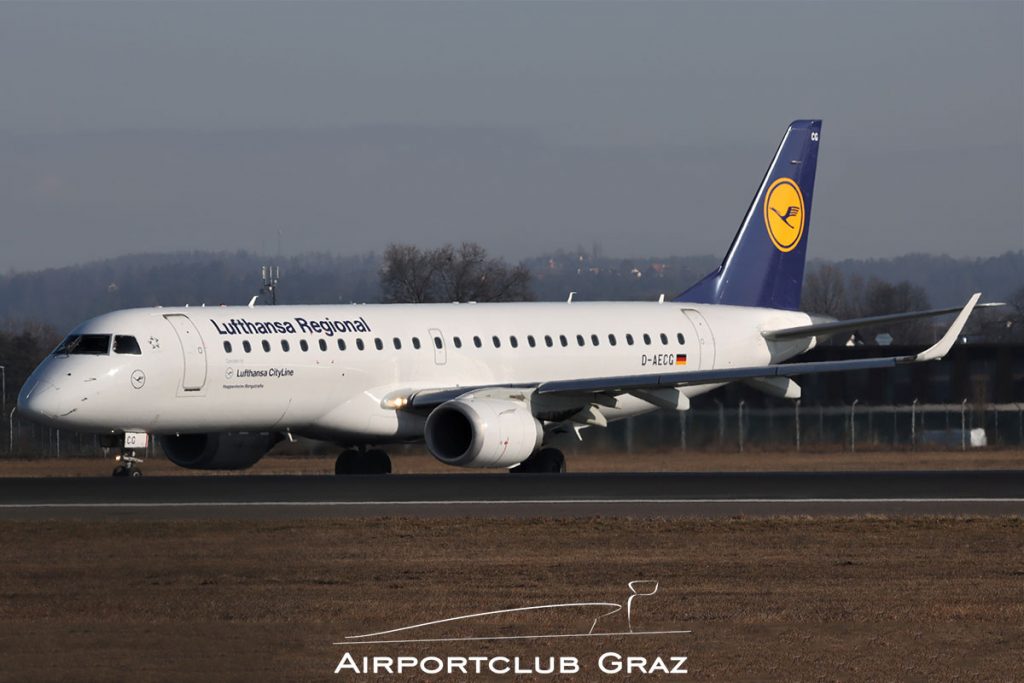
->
[0,249,1020,332]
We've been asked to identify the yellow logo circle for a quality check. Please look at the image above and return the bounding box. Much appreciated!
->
[763,177,805,252]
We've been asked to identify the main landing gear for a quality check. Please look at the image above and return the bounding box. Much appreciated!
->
[511,447,566,474]
[335,448,392,475]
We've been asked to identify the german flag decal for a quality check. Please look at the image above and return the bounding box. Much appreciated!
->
[675,354,687,366]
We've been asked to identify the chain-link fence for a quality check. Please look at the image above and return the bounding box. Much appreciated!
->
[4,401,1023,459]
[579,401,1024,453]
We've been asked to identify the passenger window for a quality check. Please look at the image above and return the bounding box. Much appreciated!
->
[626,334,635,346]
[643,333,652,345]
[544,335,553,347]
[576,334,585,347]
[608,334,617,346]
[356,339,365,351]
[591,334,600,346]
[473,336,482,348]
[492,336,501,348]
[393,337,402,350]
[453,337,462,349]
[375,338,384,350]
[660,333,669,345]
[677,332,685,344]
[281,340,290,352]
[559,335,568,347]
[223,341,232,353]
[434,337,443,349]
[261,340,271,352]
[113,335,142,355]
[412,337,421,350]
[510,336,518,348]
[337,339,346,351]
[243,341,252,353]
[300,339,309,352]
[527,335,536,348]
[319,339,328,352]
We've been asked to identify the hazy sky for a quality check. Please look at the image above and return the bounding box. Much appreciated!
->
[1,1,1021,271]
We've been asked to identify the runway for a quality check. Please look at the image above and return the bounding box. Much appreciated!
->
[1,470,1022,518]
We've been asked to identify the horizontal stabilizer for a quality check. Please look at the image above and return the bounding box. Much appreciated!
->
[763,296,998,342]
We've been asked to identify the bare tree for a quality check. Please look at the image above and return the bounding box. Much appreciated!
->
[969,284,1024,342]
[859,278,932,344]
[380,242,533,303]
[803,265,936,344]
[378,245,449,303]
[802,264,849,318]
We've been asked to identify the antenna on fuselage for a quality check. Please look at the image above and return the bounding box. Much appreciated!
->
[259,265,280,305]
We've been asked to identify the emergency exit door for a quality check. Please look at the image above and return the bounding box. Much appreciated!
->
[681,309,716,370]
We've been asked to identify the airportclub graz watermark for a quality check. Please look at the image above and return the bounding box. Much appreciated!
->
[333,581,690,677]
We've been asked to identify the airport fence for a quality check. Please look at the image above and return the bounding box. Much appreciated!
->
[3,400,1024,459]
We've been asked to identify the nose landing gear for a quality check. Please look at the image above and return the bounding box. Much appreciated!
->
[112,453,144,477]
[108,432,148,477]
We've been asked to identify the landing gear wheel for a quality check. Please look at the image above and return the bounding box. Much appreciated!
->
[113,464,143,477]
[335,450,362,475]
[365,449,392,474]
[511,447,566,474]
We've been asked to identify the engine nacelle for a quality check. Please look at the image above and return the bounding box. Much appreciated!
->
[159,432,281,470]
[424,397,543,468]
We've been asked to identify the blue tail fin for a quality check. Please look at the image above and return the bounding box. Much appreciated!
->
[675,119,821,310]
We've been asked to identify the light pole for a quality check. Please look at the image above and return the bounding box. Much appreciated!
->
[794,399,801,452]
[0,365,5,422]
[850,399,860,452]
[738,400,746,452]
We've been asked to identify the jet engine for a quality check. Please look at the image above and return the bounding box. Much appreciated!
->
[159,432,281,470]
[424,397,543,468]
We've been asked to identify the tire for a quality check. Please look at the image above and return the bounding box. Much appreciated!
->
[335,450,361,475]
[365,449,392,475]
[112,465,127,477]
[538,448,566,473]
[130,469,143,478]
[510,448,565,474]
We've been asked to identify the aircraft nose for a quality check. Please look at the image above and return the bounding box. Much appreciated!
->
[17,379,62,425]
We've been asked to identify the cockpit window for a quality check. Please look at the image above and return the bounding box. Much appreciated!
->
[53,334,111,356]
[113,335,142,355]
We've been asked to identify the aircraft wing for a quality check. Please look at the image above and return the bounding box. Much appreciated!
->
[537,293,979,396]
[763,294,997,342]
[402,294,979,410]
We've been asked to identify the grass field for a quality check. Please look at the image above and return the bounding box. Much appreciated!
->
[1,516,1021,681]
[1,447,1022,477]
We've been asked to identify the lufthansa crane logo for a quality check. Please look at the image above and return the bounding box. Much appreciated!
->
[763,177,805,252]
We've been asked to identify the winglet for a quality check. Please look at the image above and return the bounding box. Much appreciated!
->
[247,296,258,308]
[910,293,981,362]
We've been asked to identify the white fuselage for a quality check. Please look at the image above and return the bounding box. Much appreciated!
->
[18,301,814,444]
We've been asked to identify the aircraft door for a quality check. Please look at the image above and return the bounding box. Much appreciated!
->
[681,309,716,370]
[428,328,447,365]
[164,314,208,391]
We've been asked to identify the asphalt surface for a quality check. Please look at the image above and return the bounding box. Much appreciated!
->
[1,470,1022,519]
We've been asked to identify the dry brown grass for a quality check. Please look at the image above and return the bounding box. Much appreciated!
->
[1,447,1022,477]
[0,516,1021,681]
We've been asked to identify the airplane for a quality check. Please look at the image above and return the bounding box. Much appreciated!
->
[17,120,986,477]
